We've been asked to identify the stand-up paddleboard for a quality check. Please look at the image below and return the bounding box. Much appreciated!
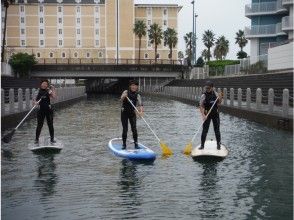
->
[28,137,63,154]
[191,139,228,161]
[108,138,156,161]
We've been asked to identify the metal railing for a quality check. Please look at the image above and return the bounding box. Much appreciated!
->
[282,16,294,30]
[245,23,286,37]
[245,0,287,15]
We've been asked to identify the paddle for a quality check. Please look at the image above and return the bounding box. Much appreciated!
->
[183,96,220,155]
[2,98,42,143]
[126,97,173,156]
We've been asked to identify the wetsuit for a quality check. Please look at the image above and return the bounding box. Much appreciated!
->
[200,91,221,148]
[121,90,142,147]
[35,89,54,142]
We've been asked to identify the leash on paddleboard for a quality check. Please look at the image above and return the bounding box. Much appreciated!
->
[183,96,220,155]
[126,97,173,156]
[2,97,44,143]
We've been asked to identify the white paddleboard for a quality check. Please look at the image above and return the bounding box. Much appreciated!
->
[191,140,228,159]
[28,137,63,153]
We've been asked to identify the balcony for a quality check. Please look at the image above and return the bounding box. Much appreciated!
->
[282,16,294,31]
[282,0,293,6]
[245,23,287,38]
[245,0,288,17]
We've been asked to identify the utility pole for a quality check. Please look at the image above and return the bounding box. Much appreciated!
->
[191,1,195,66]
[194,14,198,64]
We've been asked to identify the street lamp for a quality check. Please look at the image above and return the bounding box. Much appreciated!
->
[194,14,198,64]
[191,1,195,65]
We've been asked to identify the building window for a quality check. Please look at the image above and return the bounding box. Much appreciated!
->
[59,40,62,46]
[62,52,66,58]
[39,6,43,12]
[144,53,148,59]
[21,28,25,34]
[58,29,62,35]
[95,40,99,46]
[40,29,43,34]
[58,6,62,13]
[20,5,24,12]
[49,52,54,58]
[98,51,103,58]
[74,52,78,57]
[40,39,44,46]
[77,40,81,46]
[76,6,80,13]
[163,20,167,26]
[21,17,25,23]
[95,18,99,24]
[77,29,80,34]
[86,52,90,58]
[95,29,99,35]
[58,18,62,23]
[39,17,43,23]
[95,6,99,13]
[163,8,167,15]
[77,18,80,24]
[21,40,25,46]
[37,52,40,58]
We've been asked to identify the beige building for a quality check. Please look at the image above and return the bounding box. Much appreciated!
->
[1,0,181,63]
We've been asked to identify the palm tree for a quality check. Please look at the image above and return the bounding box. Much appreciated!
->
[163,27,178,61]
[201,49,210,62]
[148,23,163,63]
[235,30,248,59]
[202,30,215,61]
[184,32,193,62]
[133,20,147,64]
[214,36,229,60]
[1,0,14,62]
[235,30,248,52]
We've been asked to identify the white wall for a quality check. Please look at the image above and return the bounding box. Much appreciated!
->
[268,42,294,70]
[250,38,259,64]
[1,62,13,76]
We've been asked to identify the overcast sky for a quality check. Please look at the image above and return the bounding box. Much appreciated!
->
[135,0,251,60]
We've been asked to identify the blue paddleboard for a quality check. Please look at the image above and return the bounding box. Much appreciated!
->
[108,138,156,161]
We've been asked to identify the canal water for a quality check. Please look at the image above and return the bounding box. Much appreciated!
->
[2,95,293,220]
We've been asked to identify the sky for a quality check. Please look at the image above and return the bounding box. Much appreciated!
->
[135,0,251,60]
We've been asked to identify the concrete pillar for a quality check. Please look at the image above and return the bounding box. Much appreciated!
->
[256,88,262,111]
[237,88,242,108]
[25,88,30,110]
[31,88,36,107]
[18,88,23,112]
[223,88,227,105]
[9,88,14,114]
[230,88,234,107]
[268,88,274,114]
[143,77,146,92]
[1,89,5,116]
[246,88,251,109]
[282,89,289,117]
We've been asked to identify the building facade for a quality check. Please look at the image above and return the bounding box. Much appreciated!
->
[245,0,293,63]
[1,0,181,63]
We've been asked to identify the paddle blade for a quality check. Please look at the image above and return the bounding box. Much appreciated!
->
[2,129,16,143]
[183,141,192,155]
[160,141,173,156]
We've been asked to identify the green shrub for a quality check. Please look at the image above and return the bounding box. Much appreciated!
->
[9,52,37,78]
[207,59,240,76]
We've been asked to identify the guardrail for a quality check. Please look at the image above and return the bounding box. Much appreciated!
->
[1,86,85,116]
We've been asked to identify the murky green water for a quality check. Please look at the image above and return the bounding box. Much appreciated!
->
[2,95,293,220]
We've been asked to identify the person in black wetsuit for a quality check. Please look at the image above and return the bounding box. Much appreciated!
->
[120,80,143,150]
[199,81,223,150]
[34,79,57,145]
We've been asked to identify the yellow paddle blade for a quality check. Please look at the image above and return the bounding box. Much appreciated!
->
[160,141,173,156]
[183,142,192,155]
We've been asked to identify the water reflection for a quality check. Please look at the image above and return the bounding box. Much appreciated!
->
[34,154,58,197]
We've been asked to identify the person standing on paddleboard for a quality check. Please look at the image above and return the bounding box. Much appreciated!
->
[34,79,57,145]
[199,81,223,150]
[120,80,143,150]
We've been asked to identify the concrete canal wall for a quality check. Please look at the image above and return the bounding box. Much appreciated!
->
[142,85,293,131]
[1,86,86,131]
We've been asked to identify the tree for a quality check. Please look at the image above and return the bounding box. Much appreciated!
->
[201,49,210,61]
[202,30,215,61]
[163,27,178,60]
[133,20,147,64]
[148,23,163,63]
[184,32,193,62]
[196,56,205,67]
[1,0,14,62]
[214,36,229,60]
[9,52,37,78]
[235,30,248,59]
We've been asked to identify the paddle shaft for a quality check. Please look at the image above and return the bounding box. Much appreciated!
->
[15,98,42,130]
[191,97,219,143]
[126,97,161,143]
